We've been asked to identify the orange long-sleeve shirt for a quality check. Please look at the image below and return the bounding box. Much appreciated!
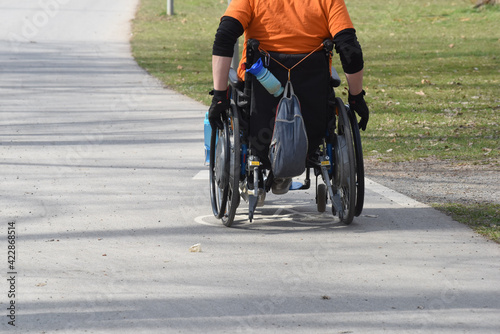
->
[224,0,354,79]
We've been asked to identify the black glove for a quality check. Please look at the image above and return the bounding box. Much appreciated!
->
[208,89,230,130]
[348,90,369,131]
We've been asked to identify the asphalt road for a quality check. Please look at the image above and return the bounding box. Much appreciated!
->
[1,0,499,333]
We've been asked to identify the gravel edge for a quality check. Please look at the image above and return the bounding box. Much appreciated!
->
[364,157,500,206]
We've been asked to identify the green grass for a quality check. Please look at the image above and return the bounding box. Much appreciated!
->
[131,0,226,105]
[131,0,500,240]
[349,1,500,164]
[433,203,500,243]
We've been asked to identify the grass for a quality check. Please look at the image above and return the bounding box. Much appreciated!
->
[350,1,500,164]
[433,203,500,243]
[131,0,226,105]
[131,0,499,241]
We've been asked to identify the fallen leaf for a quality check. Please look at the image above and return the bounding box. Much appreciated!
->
[415,91,426,96]
[482,148,492,155]
[189,243,201,252]
[177,65,183,70]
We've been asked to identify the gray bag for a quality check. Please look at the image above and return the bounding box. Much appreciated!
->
[269,80,309,178]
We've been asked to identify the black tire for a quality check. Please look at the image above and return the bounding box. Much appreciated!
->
[317,183,327,213]
[346,105,365,217]
[209,119,229,219]
[221,105,241,227]
[333,99,356,225]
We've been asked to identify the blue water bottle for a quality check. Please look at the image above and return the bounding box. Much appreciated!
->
[246,58,284,97]
[204,111,211,164]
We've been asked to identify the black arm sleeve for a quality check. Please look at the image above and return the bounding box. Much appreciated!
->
[212,16,244,57]
[332,28,364,74]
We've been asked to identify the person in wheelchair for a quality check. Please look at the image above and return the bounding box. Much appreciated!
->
[209,0,369,196]
[208,0,370,226]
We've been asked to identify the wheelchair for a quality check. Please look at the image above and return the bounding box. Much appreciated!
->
[208,39,364,227]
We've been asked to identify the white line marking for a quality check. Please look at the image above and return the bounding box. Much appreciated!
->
[193,170,209,180]
[365,177,429,208]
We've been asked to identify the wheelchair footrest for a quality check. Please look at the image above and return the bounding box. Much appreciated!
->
[289,181,304,191]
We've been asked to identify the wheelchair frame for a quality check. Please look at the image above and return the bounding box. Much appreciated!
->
[210,39,364,227]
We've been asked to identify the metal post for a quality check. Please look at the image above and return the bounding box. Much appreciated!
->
[167,0,174,16]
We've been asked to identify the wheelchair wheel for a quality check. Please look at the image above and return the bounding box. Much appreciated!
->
[347,105,365,217]
[317,183,327,213]
[220,104,241,227]
[209,122,230,220]
[333,99,356,225]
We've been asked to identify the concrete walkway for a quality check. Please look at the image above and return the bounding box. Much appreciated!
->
[0,0,499,333]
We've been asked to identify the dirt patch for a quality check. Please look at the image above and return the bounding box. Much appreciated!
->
[364,157,500,206]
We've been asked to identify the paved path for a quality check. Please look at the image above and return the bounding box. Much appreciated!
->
[1,0,499,333]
